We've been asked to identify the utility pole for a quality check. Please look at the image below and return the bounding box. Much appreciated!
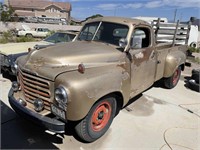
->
[114,8,116,16]
[173,9,177,23]
[180,13,182,22]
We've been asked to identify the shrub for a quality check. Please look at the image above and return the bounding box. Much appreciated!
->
[0,31,14,43]
[0,31,35,43]
[16,36,35,42]
[188,47,200,53]
[46,30,55,37]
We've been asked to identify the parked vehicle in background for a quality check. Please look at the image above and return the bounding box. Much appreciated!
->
[0,41,39,74]
[17,27,50,38]
[23,16,68,25]
[188,69,200,92]
[0,31,78,75]
[187,25,199,48]
[38,17,67,25]
[9,17,189,143]
[34,31,77,49]
[133,16,168,24]
[24,17,38,23]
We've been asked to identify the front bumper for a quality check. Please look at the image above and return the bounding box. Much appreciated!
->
[8,88,65,133]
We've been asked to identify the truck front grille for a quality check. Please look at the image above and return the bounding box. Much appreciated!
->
[19,69,52,111]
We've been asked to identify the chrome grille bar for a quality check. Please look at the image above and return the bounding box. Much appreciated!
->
[19,68,51,111]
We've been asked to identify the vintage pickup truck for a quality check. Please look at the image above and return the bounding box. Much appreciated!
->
[8,17,189,142]
[0,31,78,75]
[17,27,50,38]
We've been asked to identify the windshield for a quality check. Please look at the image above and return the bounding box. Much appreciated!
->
[78,22,129,46]
[44,32,76,43]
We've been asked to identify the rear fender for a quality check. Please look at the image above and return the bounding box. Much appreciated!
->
[164,50,186,78]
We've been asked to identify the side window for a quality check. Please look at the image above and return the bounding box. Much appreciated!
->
[131,27,151,49]
[79,23,99,41]
[38,28,42,32]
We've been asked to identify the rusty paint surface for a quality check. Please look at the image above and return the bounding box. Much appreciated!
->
[12,16,187,121]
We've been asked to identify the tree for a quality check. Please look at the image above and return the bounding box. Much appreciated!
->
[0,5,14,22]
[0,2,3,21]
[85,14,103,21]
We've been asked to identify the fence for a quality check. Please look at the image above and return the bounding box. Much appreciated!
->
[0,21,82,33]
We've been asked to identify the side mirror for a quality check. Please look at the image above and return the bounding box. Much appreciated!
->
[119,38,128,49]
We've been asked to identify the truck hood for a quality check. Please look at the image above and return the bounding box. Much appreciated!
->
[19,41,124,81]
[0,41,51,55]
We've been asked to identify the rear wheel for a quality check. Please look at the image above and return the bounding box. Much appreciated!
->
[25,34,33,38]
[164,66,181,89]
[75,97,117,142]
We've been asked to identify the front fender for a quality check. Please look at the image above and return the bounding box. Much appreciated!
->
[164,50,186,78]
[55,66,131,121]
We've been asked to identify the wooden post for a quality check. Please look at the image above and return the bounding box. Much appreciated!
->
[172,20,180,47]
[185,21,191,45]
[155,18,161,43]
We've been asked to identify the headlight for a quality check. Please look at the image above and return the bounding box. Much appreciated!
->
[11,62,18,75]
[55,86,68,103]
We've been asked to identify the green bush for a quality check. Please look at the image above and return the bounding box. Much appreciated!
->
[16,36,35,42]
[46,30,55,37]
[188,47,200,53]
[0,31,35,43]
[0,37,8,44]
[0,31,15,43]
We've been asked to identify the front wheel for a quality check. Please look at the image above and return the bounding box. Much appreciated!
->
[164,66,181,89]
[75,97,117,142]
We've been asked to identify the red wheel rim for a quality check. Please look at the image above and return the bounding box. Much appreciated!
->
[173,69,180,85]
[91,101,112,131]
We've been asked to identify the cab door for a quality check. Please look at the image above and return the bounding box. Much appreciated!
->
[129,26,157,97]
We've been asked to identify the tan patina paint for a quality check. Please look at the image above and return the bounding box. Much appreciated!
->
[15,17,187,121]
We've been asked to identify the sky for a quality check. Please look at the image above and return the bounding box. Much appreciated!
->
[1,0,199,21]
[66,0,200,22]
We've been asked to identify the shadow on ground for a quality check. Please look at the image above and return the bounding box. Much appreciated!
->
[1,100,63,149]
[1,71,17,82]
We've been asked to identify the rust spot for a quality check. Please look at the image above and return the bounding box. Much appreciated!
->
[117,63,126,70]
[133,50,153,66]
[122,71,129,80]
[51,64,70,69]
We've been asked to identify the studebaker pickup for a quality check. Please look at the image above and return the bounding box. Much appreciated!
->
[8,17,189,142]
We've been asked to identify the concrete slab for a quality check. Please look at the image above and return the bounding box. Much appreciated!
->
[0,66,200,149]
[160,127,199,150]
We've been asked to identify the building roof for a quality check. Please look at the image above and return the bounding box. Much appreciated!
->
[9,0,71,11]
[15,10,35,17]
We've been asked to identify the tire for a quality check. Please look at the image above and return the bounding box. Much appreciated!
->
[192,69,200,84]
[25,34,33,38]
[188,79,200,92]
[190,42,197,48]
[164,66,181,89]
[75,97,117,142]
